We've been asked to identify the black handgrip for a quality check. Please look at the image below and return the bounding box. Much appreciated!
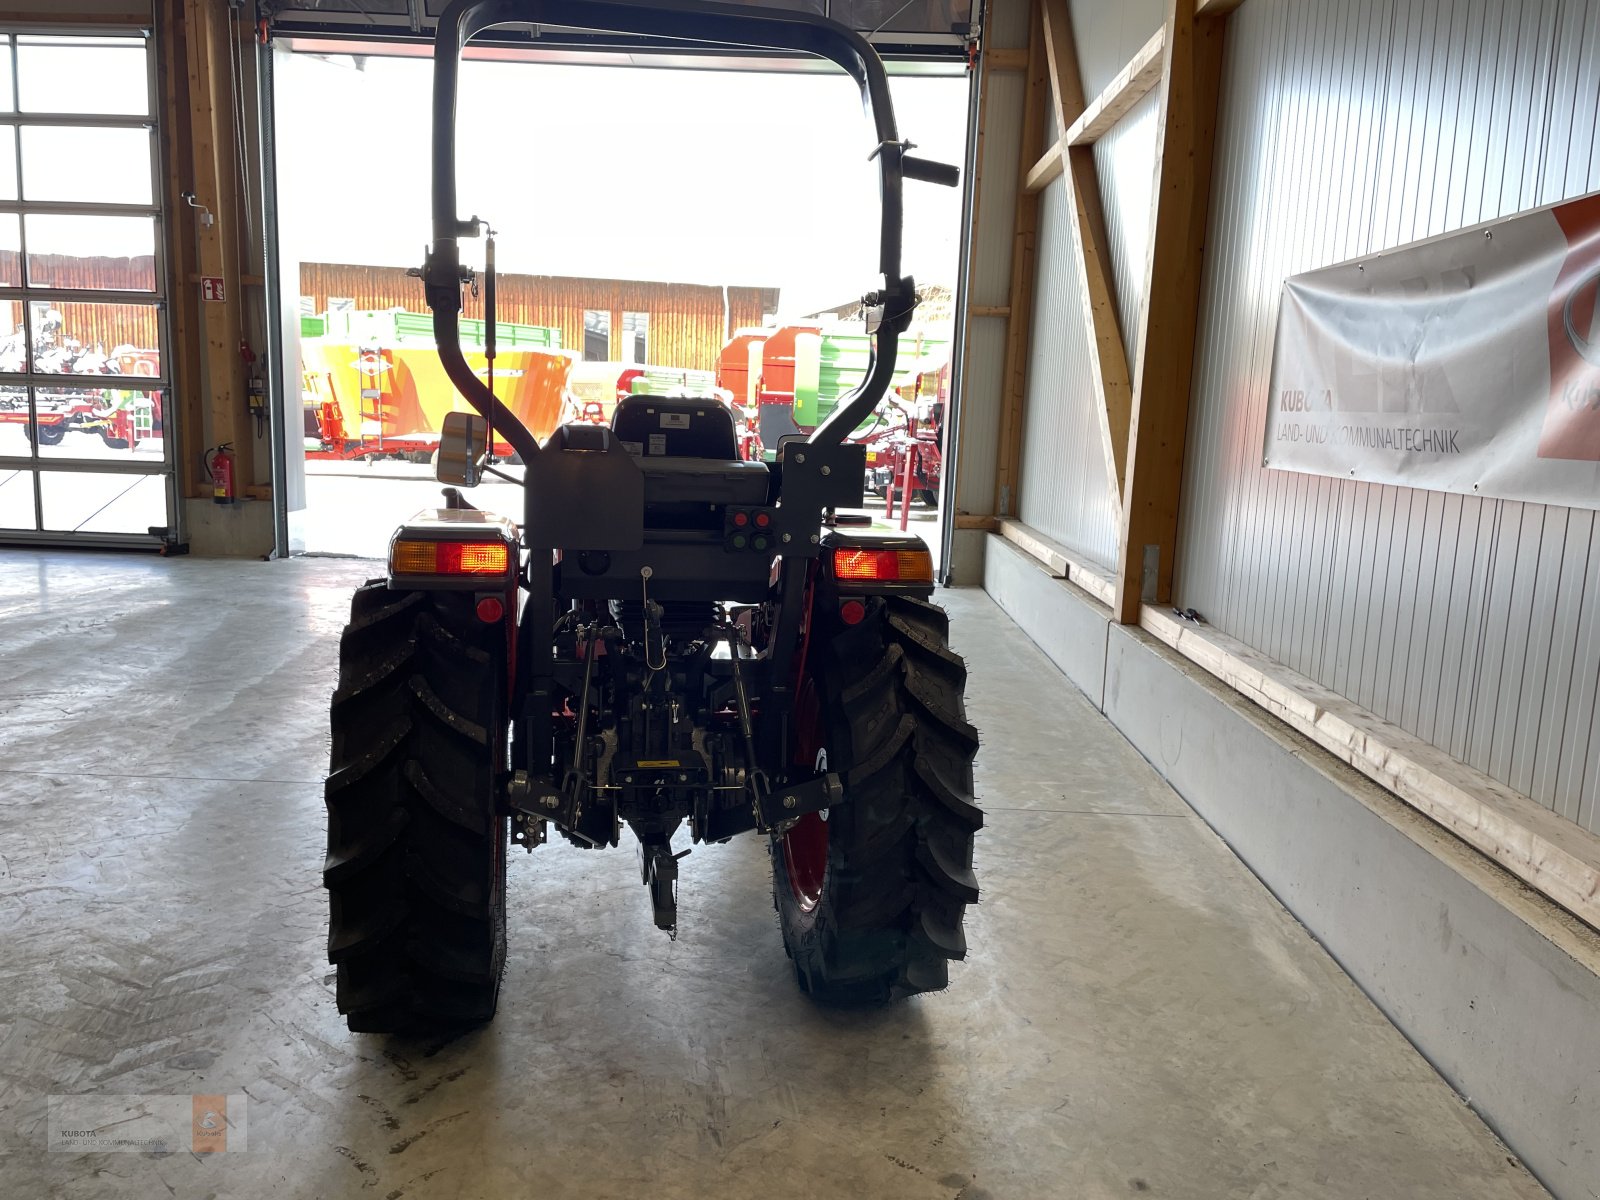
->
[904,155,960,187]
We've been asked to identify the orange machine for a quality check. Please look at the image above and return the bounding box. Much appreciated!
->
[302,341,575,459]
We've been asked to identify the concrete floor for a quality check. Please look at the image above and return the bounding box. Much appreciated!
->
[0,552,1546,1200]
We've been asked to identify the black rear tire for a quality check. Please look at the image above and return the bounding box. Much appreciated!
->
[324,580,508,1034]
[772,594,981,1003]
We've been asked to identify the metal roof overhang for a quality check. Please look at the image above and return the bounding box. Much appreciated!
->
[265,0,977,72]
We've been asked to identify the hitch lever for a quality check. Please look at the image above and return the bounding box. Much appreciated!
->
[721,624,769,808]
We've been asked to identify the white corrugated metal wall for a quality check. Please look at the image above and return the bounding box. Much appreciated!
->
[1067,0,1165,96]
[1016,173,1122,565]
[1012,6,1161,570]
[1178,0,1600,834]
[1093,88,1158,367]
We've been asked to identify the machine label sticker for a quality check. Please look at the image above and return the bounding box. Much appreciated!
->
[648,433,668,455]
[636,759,681,768]
[621,441,643,455]
[660,412,691,429]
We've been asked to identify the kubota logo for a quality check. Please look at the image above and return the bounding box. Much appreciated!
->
[1540,193,1600,459]
[1564,269,1600,367]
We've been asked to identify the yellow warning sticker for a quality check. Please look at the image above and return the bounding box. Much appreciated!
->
[636,759,681,768]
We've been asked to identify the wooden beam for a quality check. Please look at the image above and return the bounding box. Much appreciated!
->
[954,514,999,531]
[1141,605,1600,934]
[1064,27,1167,146]
[1114,1,1226,623]
[1194,0,1248,14]
[157,0,204,499]
[999,517,1067,575]
[1022,140,1063,194]
[969,304,1011,318]
[992,0,1049,517]
[999,518,1117,607]
[184,0,253,487]
[1001,517,1065,576]
[1039,0,1087,134]
[1029,26,1167,192]
[1063,143,1132,501]
[984,47,1030,70]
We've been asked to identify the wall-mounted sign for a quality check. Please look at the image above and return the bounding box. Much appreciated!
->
[200,276,226,303]
[1265,190,1600,511]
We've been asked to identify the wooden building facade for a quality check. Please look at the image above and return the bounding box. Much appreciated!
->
[299,262,779,373]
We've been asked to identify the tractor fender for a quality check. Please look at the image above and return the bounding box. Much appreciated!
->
[385,507,521,685]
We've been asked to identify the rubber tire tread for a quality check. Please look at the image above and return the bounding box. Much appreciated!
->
[772,594,981,1004]
[324,578,508,1034]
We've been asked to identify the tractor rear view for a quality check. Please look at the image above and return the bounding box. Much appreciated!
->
[323,0,981,1033]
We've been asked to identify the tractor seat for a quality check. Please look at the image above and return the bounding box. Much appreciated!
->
[612,396,738,460]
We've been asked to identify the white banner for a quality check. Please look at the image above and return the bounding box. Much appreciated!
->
[1264,191,1600,510]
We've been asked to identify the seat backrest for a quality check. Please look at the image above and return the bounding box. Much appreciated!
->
[612,396,738,460]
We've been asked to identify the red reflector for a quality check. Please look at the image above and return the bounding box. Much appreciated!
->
[831,547,933,584]
[476,596,505,623]
[839,599,867,625]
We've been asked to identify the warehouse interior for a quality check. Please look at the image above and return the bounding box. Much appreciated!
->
[2,0,1598,1198]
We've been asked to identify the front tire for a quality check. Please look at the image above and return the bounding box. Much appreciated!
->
[773,594,981,1003]
[324,580,508,1034]
[28,421,66,446]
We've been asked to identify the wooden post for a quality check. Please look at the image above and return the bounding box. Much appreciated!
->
[992,0,1048,517]
[1038,0,1086,131]
[183,0,252,486]
[1113,0,1226,623]
[157,0,203,498]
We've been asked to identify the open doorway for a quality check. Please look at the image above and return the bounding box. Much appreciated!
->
[271,48,969,560]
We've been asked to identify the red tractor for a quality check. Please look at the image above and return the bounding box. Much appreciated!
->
[323,0,980,1034]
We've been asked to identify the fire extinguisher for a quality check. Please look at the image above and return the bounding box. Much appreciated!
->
[206,443,235,504]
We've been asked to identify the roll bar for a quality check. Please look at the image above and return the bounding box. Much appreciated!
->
[423,0,957,460]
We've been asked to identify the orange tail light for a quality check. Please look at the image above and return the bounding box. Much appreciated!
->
[391,538,511,577]
[831,547,933,584]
